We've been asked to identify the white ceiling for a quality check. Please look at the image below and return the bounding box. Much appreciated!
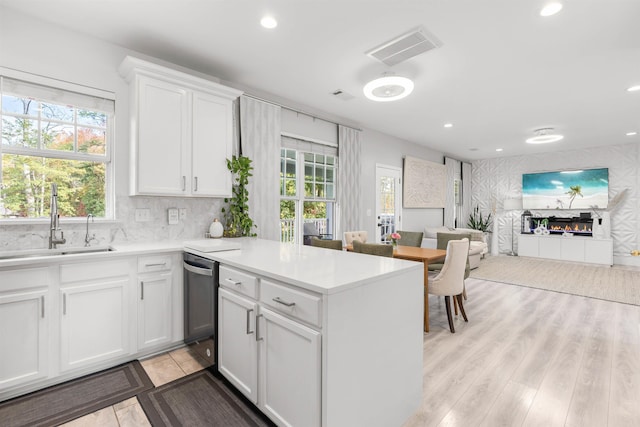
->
[2,0,640,161]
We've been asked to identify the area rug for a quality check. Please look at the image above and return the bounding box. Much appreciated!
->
[0,360,153,427]
[470,255,640,306]
[138,370,272,426]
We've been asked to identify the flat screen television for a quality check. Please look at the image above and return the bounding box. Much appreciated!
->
[522,168,609,210]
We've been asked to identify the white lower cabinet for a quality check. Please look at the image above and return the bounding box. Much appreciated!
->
[59,259,133,372]
[218,265,322,427]
[518,234,613,265]
[0,267,51,389]
[218,287,258,403]
[259,307,321,427]
[137,254,176,350]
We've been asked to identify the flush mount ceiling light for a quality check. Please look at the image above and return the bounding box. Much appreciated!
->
[525,128,564,144]
[260,15,278,29]
[363,75,414,102]
[444,123,453,128]
[540,2,563,16]
[627,85,640,92]
[626,131,638,136]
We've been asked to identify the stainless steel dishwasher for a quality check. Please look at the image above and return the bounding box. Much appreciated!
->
[183,252,218,371]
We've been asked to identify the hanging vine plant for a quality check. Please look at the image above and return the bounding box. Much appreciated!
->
[221,155,257,237]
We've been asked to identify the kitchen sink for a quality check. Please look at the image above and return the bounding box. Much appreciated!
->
[0,246,114,260]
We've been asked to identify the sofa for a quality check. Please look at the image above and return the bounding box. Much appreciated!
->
[421,226,488,269]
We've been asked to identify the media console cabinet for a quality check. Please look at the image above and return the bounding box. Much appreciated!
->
[517,234,613,266]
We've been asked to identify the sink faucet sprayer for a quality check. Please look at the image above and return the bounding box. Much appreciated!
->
[48,183,66,249]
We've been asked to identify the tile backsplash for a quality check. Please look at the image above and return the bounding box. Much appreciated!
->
[0,195,224,251]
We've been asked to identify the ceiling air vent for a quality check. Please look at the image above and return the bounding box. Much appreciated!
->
[331,89,355,101]
[366,26,442,67]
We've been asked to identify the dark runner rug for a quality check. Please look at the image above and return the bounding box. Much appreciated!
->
[0,360,153,427]
[138,370,272,426]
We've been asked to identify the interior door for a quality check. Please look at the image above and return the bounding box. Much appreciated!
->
[375,164,402,243]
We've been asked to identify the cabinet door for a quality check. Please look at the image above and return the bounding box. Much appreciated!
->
[0,289,48,388]
[517,235,538,257]
[218,288,258,403]
[191,91,232,197]
[60,279,129,372]
[138,271,173,350]
[135,76,189,195]
[259,307,321,427]
[561,238,585,262]
[585,239,613,265]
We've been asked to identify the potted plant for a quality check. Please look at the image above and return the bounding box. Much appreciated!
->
[221,155,257,237]
[467,205,492,232]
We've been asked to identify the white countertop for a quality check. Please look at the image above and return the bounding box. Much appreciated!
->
[187,238,422,295]
[0,238,422,295]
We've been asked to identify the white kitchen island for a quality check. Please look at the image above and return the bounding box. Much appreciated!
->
[188,238,424,427]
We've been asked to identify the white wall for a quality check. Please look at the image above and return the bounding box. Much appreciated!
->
[361,128,445,240]
[472,142,640,266]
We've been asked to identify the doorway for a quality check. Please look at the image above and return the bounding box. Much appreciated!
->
[375,164,402,243]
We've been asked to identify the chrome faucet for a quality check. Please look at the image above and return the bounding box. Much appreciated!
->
[48,183,66,249]
[85,214,97,247]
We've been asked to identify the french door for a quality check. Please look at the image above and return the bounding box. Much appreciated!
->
[375,164,402,243]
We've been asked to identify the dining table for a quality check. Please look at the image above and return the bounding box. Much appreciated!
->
[345,244,446,332]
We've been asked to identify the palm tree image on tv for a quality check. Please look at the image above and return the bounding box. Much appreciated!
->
[522,168,609,210]
[566,185,583,209]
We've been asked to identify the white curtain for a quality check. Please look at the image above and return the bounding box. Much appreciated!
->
[444,157,458,228]
[240,96,281,241]
[337,125,362,235]
[461,162,472,228]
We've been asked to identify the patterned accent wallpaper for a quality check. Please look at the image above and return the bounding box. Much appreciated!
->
[471,142,639,265]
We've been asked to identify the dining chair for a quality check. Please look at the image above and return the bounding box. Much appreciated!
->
[343,231,368,245]
[428,238,470,333]
[352,240,393,258]
[395,230,423,247]
[310,237,343,251]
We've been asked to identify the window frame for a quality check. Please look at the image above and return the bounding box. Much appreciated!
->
[0,70,115,223]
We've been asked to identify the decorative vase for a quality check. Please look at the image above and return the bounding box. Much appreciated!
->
[392,240,397,248]
[209,218,224,238]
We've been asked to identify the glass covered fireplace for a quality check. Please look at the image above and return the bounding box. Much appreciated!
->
[531,215,593,236]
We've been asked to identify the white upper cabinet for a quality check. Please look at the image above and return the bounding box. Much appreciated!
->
[119,56,242,197]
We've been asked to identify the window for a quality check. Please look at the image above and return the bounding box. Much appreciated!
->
[279,137,337,244]
[0,75,114,220]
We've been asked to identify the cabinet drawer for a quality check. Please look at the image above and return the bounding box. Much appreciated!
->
[260,279,322,328]
[138,254,173,273]
[219,265,257,299]
[60,259,131,284]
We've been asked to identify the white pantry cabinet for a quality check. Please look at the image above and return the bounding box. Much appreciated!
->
[59,259,134,372]
[0,267,52,389]
[119,56,243,197]
[218,265,321,427]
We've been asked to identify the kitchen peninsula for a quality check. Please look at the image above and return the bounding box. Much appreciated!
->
[189,238,424,427]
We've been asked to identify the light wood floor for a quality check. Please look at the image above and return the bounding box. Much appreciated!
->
[403,278,640,427]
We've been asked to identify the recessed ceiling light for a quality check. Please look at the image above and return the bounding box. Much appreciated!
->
[363,75,414,102]
[496,148,503,152]
[540,2,563,17]
[526,128,564,144]
[627,85,640,92]
[444,123,453,128]
[626,131,638,136]
[260,16,278,29]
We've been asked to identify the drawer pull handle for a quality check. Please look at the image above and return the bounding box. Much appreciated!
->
[226,278,242,286]
[246,309,254,334]
[145,262,167,267]
[273,297,295,307]
[41,296,45,318]
[141,281,145,300]
[63,293,67,315]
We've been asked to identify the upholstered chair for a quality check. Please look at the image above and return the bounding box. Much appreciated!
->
[428,232,471,279]
[395,230,423,247]
[428,238,470,333]
[352,240,393,258]
[310,237,343,251]
[343,230,368,245]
